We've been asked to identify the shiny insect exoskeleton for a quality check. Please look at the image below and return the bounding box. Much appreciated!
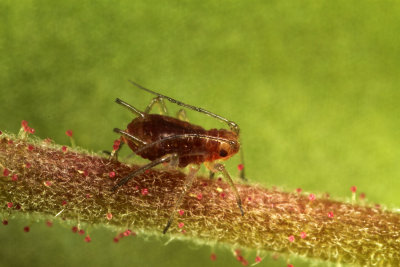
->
[112,81,245,234]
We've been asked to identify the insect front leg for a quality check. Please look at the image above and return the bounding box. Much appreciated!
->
[207,162,244,216]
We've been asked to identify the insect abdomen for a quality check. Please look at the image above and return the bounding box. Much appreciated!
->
[126,114,218,166]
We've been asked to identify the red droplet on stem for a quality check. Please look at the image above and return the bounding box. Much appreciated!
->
[3,168,10,177]
[237,164,244,171]
[288,235,295,242]
[210,253,217,261]
[141,188,149,196]
[308,193,316,201]
[300,231,307,239]
[113,139,121,150]
[84,235,91,242]
[328,211,334,218]
[350,185,357,193]
[109,171,116,178]
[65,130,73,137]
[178,209,184,216]
[255,256,262,263]
[24,226,30,232]
[124,229,132,236]
[62,146,68,152]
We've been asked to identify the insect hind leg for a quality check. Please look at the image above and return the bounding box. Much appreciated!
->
[112,153,179,192]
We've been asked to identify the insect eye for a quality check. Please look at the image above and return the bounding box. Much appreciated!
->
[219,149,228,157]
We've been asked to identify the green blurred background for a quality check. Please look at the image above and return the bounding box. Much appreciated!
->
[1,1,400,266]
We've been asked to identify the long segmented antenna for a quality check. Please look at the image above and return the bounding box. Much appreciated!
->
[128,80,240,134]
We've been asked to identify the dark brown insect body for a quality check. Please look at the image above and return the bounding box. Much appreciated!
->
[126,114,240,167]
[112,81,245,234]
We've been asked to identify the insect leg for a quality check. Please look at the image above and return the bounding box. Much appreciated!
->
[113,128,147,146]
[145,96,168,115]
[209,163,244,216]
[238,144,247,181]
[176,109,189,122]
[115,98,145,118]
[209,171,215,179]
[112,153,179,192]
[163,166,199,234]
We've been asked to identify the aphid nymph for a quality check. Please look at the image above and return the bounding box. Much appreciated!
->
[112,81,245,234]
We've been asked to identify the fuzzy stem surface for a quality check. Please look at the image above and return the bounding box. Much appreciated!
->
[0,133,399,266]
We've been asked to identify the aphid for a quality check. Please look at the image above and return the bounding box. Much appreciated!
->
[112,81,245,234]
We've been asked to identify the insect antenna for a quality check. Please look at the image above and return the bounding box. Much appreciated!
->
[128,80,240,134]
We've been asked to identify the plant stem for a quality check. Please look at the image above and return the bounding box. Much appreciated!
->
[0,133,399,266]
